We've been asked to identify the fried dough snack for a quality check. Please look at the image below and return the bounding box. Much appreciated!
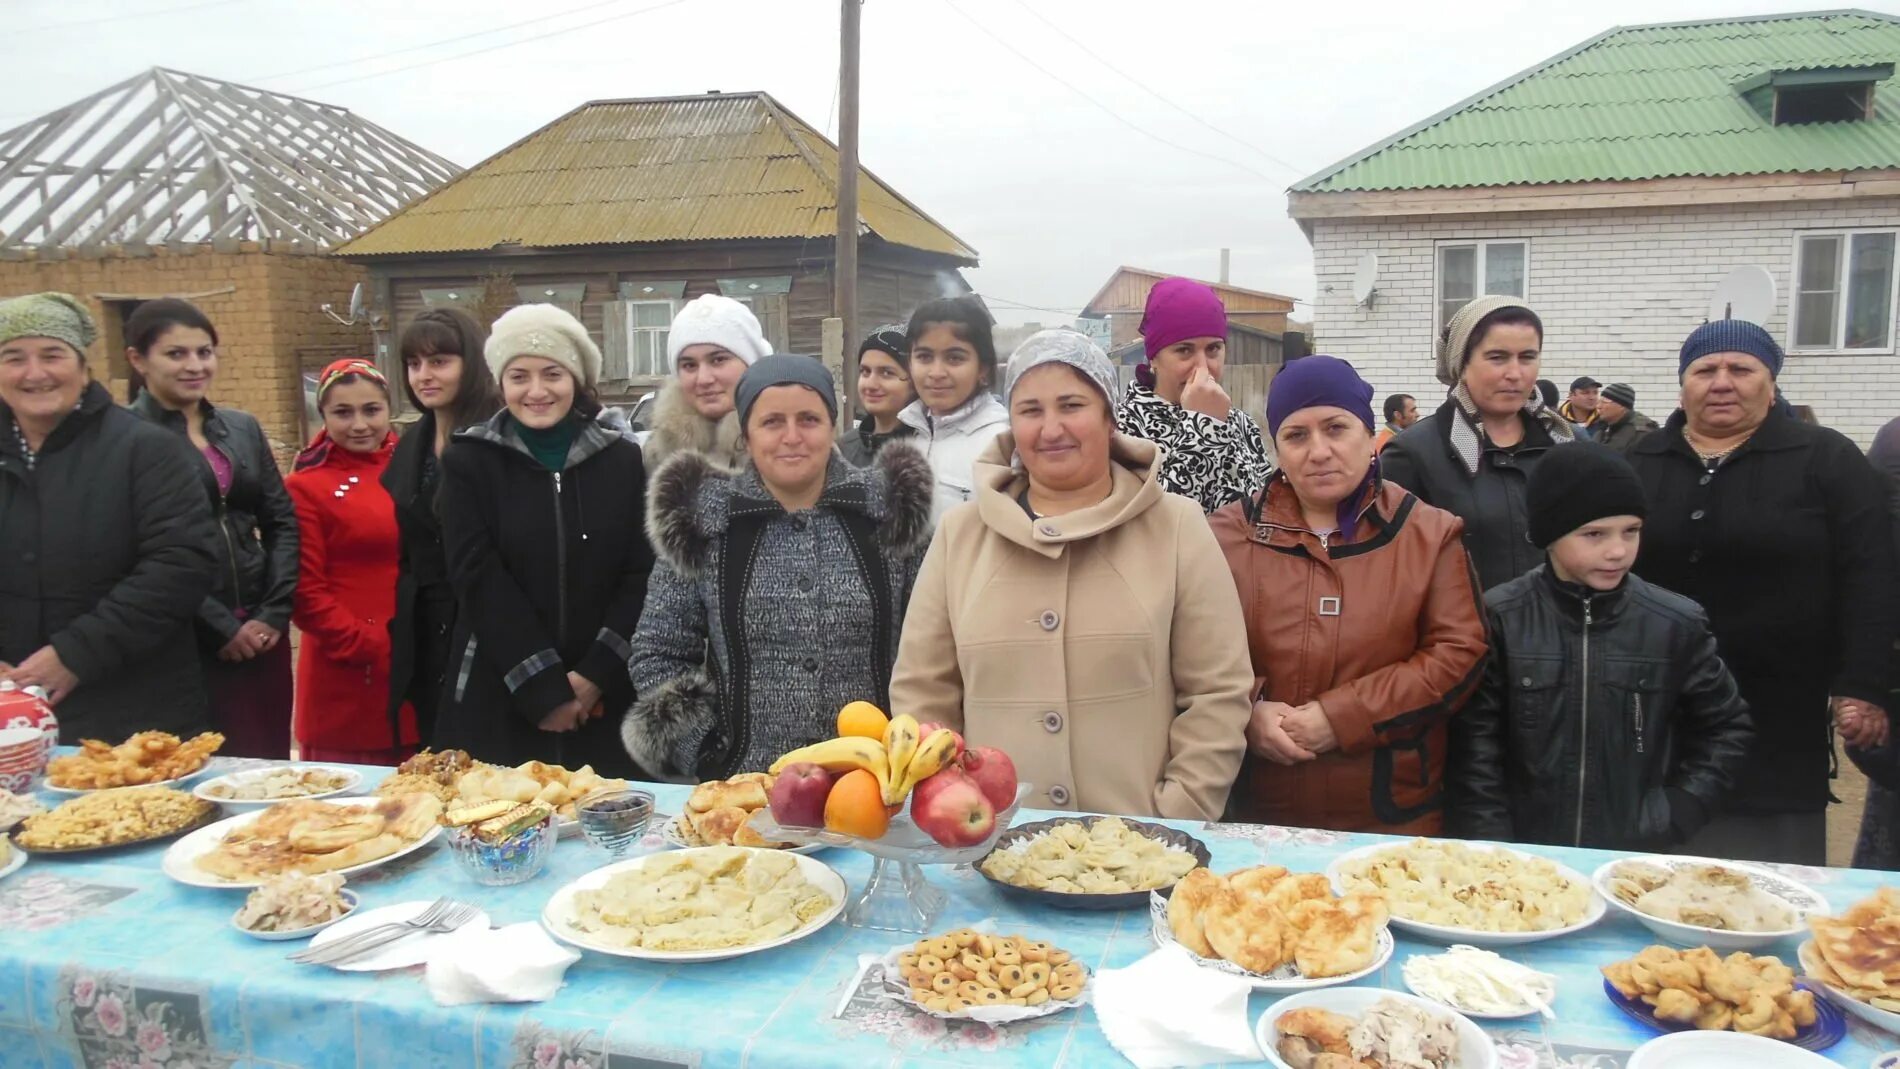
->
[453,760,624,821]
[1602,945,1814,1040]
[193,793,442,881]
[895,929,1085,1014]
[675,772,793,848]
[1167,865,1389,979]
[14,788,213,850]
[46,731,223,789]
[1804,888,1900,1011]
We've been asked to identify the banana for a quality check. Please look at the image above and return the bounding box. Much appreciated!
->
[896,730,959,799]
[770,737,893,797]
[882,714,920,803]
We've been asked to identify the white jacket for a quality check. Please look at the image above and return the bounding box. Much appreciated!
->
[898,392,1010,522]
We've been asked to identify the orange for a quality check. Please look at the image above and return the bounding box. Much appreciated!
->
[836,701,889,740]
[824,769,890,839]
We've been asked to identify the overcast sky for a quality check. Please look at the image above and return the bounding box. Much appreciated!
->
[4,0,1846,323]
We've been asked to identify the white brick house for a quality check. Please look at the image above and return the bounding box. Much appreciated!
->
[1290,11,1900,446]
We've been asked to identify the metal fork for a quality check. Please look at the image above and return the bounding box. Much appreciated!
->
[293,900,481,968]
[290,897,458,965]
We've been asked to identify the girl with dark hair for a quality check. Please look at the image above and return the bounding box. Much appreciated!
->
[840,324,916,467]
[435,305,649,773]
[896,296,1009,520]
[127,299,298,758]
[285,358,417,764]
[1381,296,1577,591]
[383,308,502,743]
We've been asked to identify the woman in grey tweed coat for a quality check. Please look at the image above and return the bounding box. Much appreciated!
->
[622,355,936,779]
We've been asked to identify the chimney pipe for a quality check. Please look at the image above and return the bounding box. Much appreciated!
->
[1219,248,1231,285]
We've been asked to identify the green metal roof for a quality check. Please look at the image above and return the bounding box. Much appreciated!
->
[1293,9,1900,193]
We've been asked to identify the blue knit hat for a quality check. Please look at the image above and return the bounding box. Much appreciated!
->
[1680,319,1783,379]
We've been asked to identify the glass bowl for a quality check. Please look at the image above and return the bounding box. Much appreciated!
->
[445,814,557,886]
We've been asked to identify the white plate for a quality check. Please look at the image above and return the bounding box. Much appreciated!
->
[1800,940,1900,1035]
[160,798,443,889]
[194,766,363,807]
[541,846,846,962]
[660,813,825,855]
[1256,987,1497,1069]
[1594,855,1827,952]
[1147,890,1394,992]
[302,899,491,970]
[44,770,205,796]
[1327,841,1606,947]
[1625,1030,1839,1068]
[232,890,359,941]
[0,845,23,880]
[1400,950,1556,1020]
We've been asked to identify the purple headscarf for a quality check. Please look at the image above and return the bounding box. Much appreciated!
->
[1136,278,1228,388]
[1265,355,1379,542]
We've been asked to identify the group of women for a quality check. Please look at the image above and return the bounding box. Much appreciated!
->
[3,278,1892,867]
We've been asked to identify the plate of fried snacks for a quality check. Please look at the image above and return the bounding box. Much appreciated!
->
[1260,988,1498,1069]
[978,815,1209,910]
[1602,945,1843,1052]
[1402,945,1558,1020]
[232,872,359,940]
[1798,888,1900,1035]
[542,845,844,962]
[1150,865,1395,991]
[196,766,362,807]
[11,787,219,853]
[45,731,224,792]
[162,793,444,888]
[451,760,624,823]
[1595,856,1825,951]
[658,772,819,853]
[1329,839,1603,946]
[370,749,474,805]
[879,926,1090,1022]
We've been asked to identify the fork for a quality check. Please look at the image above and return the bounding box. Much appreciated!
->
[290,897,457,965]
[294,901,480,968]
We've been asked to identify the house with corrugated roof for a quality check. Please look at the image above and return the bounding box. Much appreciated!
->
[336,91,978,398]
[1290,9,1900,444]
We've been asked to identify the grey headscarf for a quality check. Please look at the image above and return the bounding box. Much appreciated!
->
[735,354,838,429]
[1435,295,1575,475]
[1003,329,1120,412]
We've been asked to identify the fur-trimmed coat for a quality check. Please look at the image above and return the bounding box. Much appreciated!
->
[642,378,744,473]
[622,443,935,778]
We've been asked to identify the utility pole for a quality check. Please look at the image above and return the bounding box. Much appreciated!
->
[836,0,862,408]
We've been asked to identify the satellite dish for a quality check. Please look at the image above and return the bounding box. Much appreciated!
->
[1708,266,1775,324]
[347,283,366,322]
[1351,253,1380,308]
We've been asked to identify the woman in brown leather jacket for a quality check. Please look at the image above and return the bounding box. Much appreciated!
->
[1212,356,1488,833]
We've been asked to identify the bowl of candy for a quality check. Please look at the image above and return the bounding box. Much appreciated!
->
[442,800,557,886]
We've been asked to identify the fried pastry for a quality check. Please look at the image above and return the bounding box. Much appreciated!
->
[1202,886,1286,974]
[1167,867,1222,957]
[194,793,441,880]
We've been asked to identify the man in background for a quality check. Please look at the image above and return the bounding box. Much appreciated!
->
[1560,376,1601,438]
[1594,382,1657,454]
[1374,392,1417,454]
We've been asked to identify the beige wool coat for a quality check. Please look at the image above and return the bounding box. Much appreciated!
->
[889,432,1254,821]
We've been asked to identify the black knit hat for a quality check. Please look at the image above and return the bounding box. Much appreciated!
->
[859,324,909,369]
[1527,442,1649,548]
[1601,382,1636,408]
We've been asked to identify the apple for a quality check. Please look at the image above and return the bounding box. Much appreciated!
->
[767,763,836,829]
[910,767,996,847]
[958,746,1018,812]
[918,721,965,761]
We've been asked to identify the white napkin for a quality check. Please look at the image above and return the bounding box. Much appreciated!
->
[1092,944,1263,1069]
[424,922,581,1006]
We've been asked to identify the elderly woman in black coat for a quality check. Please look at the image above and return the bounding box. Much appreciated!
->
[0,292,219,741]
[623,355,934,779]
[1629,320,1897,864]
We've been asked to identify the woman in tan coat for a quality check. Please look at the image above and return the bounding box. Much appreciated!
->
[1212,356,1487,834]
[890,331,1253,821]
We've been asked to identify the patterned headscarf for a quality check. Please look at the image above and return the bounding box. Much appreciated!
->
[316,357,387,406]
[1435,296,1575,475]
[0,292,96,355]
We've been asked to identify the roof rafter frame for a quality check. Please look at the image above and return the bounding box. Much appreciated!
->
[121,160,217,244]
[154,177,237,245]
[166,86,378,237]
[41,111,198,247]
[2,94,171,245]
[0,78,149,223]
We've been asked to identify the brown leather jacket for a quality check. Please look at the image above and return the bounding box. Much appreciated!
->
[1211,476,1488,833]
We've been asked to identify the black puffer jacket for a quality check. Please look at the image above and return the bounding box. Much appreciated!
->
[1380,401,1560,592]
[0,382,220,740]
[129,393,298,648]
[434,410,651,775]
[1448,566,1752,850]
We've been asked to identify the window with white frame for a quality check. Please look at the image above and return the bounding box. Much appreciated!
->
[1436,241,1528,335]
[1792,229,1897,352]
[628,300,675,377]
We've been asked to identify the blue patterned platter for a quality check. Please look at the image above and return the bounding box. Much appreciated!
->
[1603,977,1845,1053]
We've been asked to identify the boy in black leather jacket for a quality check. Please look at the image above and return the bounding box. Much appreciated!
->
[1449,443,1752,850]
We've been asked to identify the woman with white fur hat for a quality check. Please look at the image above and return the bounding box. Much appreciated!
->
[433,303,652,774]
[643,294,773,471]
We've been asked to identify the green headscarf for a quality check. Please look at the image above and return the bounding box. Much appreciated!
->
[0,292,96,355]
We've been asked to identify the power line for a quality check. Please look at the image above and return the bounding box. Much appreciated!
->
[282,0,698,94]
[935,0,1280,186]
[1003,0,1309,179]
[17,0,245,34]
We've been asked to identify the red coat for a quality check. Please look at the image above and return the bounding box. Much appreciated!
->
[286,434,416,751]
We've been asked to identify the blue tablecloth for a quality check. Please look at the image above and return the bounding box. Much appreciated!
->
[2,758,1894,1069]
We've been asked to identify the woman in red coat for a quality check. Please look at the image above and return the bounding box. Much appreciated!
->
[286,358,417,763]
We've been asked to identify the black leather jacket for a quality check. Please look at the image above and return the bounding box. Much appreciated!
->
[130,394,299,646]
[1448,566,1752,850]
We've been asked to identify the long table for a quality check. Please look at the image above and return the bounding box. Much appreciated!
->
[1,758,1893,1068]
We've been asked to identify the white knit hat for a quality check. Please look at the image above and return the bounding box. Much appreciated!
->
[485,303,602,390]
[665,294,772,371]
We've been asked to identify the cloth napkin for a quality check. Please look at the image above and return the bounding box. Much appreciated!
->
[424,922,581,1006]
[1092,944,1263,1068]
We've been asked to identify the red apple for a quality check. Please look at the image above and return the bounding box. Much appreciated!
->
[768,763,836,829]
[918,721,965,761]
[910,767,996,847]
[958,746,1018,812]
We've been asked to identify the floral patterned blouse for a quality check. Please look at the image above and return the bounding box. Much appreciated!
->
[1115,382,1272,513]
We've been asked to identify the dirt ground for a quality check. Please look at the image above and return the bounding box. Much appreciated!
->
[1831,736,1871,868]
